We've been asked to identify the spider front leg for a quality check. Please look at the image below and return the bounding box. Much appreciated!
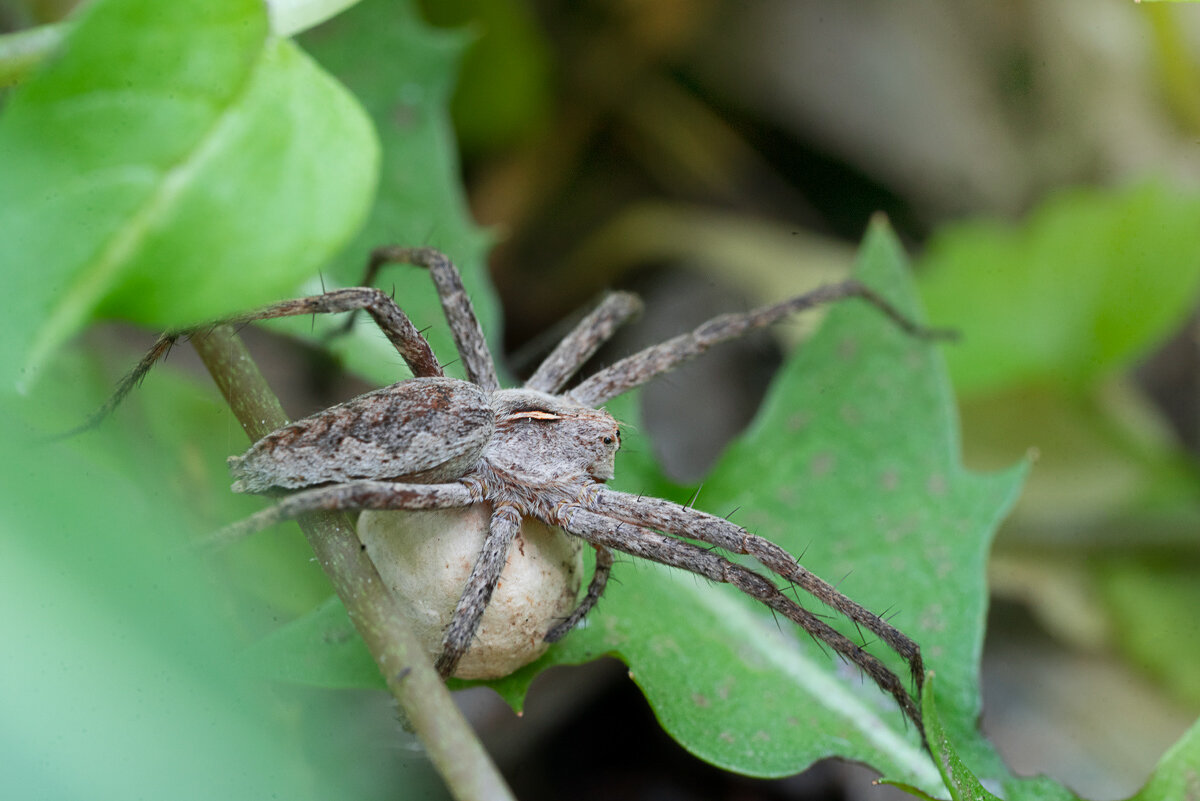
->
[524,293,643,394]
[73,289,442,435]
[208,289,445,377]
[593,489,924,686]
[358,246,501,391]
[555,506,925,734]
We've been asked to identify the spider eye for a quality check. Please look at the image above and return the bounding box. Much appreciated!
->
[602,436,613,445]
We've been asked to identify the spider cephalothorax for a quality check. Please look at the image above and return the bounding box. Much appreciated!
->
[483,389,621,489]
[102,246,943,732]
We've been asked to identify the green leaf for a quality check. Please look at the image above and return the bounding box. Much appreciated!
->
[1128,716,1200,801]
[918,181,1200,398]
[0,0,378,392]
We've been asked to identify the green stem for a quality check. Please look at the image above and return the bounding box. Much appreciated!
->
[191,326,515,801]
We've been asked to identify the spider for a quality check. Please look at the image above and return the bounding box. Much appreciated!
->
[96,246,941,732]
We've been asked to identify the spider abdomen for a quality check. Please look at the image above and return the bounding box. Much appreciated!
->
[229,377,493,494]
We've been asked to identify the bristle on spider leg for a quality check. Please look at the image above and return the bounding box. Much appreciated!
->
[833,568,855,591]
[804,629,832,660]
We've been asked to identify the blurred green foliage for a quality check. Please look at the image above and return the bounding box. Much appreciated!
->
[917,181,1200,747]
[919,181,1200,398]
[911,677,1200,801]
[418,0,552,154]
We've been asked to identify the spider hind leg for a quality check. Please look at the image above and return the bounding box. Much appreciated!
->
[544,544,615,643]
[557,504,925,734]
[594,489,925,687]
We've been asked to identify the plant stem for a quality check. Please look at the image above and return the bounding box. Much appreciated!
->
[191,325,516,801]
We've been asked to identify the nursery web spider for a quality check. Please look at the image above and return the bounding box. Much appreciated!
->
[96,247,944,732]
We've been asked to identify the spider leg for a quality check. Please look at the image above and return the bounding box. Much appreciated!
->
[435,503,521,677]
[555,506,924,734]
[72,289,442,435]
[524,293,643,394]
[203,480,474,548]
[364,246,500,391]
[544,545,614,643]
[569,279,953,406]
[62,331,181,437]
[593,488,924,688]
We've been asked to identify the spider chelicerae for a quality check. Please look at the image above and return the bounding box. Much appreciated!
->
[96,246,941,732]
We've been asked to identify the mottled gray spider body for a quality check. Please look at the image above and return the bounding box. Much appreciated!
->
[103,246,938,732]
